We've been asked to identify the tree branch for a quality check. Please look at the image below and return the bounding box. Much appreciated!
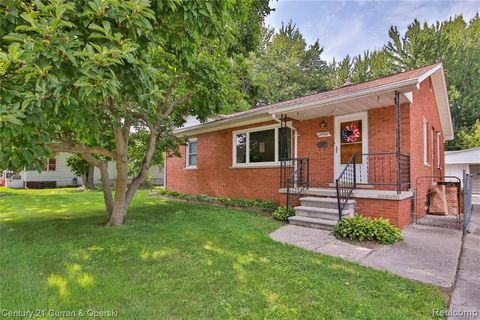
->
[159,75,185,110]
[163,92,193,117]
[48,140,117,160]
[124,128,159,210]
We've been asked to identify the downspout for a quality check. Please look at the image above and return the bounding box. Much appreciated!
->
[163,151,167,189]
[271,114,298,159]
[23,166,28,189]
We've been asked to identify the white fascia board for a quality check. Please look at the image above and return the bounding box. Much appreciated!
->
[268,78,419,115]
[173,114,273,137]
[438,68,454,140]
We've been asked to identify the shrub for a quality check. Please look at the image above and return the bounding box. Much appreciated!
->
[272,206,295,222]
[333,215,403,244]
[153,191,277,211]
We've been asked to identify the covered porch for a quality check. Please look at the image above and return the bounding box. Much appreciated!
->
[275,86,415,228]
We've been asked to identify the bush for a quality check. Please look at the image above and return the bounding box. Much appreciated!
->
[272,206,295,222]
[333,215,403,244]
[153,190,277,211]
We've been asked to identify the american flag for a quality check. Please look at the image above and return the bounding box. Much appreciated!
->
[342,124,360,143]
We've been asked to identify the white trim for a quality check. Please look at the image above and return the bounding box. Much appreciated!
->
[232,123,292,167]
[334,112,369,182]
[417,63,443,83]
[423,118,429,166]
[269,79,419,115]
[185,137,198,168]
[230,163,280,169]
[436,131,441,169]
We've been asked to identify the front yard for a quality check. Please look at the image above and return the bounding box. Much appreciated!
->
[0,188,445,319]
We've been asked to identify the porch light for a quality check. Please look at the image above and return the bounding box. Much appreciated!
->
[320,119,327,128]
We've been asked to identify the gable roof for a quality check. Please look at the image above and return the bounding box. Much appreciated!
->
[176,63,453,139]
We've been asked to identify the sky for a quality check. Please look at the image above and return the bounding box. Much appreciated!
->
[265,0,480,61]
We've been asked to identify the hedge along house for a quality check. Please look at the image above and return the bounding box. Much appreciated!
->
[165,63,453,229]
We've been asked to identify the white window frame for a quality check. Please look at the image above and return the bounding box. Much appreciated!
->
[185,138,197,169]
[423,118,429,166]
[232,123,291,168]
[436,131,441,169]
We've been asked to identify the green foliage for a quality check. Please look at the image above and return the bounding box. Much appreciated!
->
[66,154,90,177]
[334,215,403,244]
[272,206,295,222]
[457,120,480,149]
[0,0,270,170]
[154,188,277,211]
[252,21,329,106]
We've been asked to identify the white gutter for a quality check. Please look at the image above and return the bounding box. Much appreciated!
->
[268,78,420,115]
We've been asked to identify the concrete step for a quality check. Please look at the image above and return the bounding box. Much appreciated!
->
[328,183,374,189]
[299,196,355,210]
[294,205,352,220]
[288,216,337,230]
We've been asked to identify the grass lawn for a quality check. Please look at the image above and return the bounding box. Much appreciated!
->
[0,187,445,319]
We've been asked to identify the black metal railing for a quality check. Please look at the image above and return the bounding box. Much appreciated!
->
[335,152,411,219]
[463,171,473,234]
[355,152,411,193]
[281,158,309,211]
[336,154,356,219]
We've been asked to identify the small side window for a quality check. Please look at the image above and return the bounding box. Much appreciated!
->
[186,138,197,168]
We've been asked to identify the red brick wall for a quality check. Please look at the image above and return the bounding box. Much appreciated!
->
[409,78,445,218]
[295,117,334,187]
[165,76,446,227]
[166,121,283,203]
[355,197,412,229]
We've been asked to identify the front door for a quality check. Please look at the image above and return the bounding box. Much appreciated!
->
[334,112,368,183]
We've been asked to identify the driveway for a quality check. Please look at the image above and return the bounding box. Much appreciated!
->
[449,204,480,320]
[270,222,463,288]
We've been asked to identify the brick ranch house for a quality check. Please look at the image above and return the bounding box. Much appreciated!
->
[165,63,454,229]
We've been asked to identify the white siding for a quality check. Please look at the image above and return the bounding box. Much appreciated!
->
[23,152,79,186]
[12,152,164,188]
[445,163,469,187]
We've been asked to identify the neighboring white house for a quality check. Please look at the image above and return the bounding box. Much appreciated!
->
[1,152,164,188]
[445,147,480,202]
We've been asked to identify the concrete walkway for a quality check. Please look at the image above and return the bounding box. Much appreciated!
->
[270,222,463,288]
[449,204,480,320]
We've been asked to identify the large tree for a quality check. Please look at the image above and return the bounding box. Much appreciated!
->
[0,0,270,225]
[252,21,329,107]
[385,15,480,147]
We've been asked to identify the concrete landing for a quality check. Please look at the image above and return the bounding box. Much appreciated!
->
[362,224,462,288]
[270,223,463,288]
[270,225,375,262]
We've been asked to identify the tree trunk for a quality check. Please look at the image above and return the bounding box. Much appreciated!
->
[81,174,88,187]
[80,153,113,218]
[86,164,95,188]
[107,127,129,226]
[108,157,128,226]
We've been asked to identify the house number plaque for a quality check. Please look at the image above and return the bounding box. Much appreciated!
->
[316,131,331,138]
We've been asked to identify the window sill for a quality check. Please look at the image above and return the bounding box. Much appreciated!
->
[230,163,280,169]
[424,163,430,167]
[184,166,197,171]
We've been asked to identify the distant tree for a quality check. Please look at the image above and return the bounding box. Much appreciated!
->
[457,120,480,149]
[384,15,480,147]
[66,154,94,188]
[326,55,353,88]
[252,21,329,106]
[350,50,394,83]
[0,0,270,226]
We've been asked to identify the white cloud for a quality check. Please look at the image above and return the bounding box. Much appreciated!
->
[264,0,480,62]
